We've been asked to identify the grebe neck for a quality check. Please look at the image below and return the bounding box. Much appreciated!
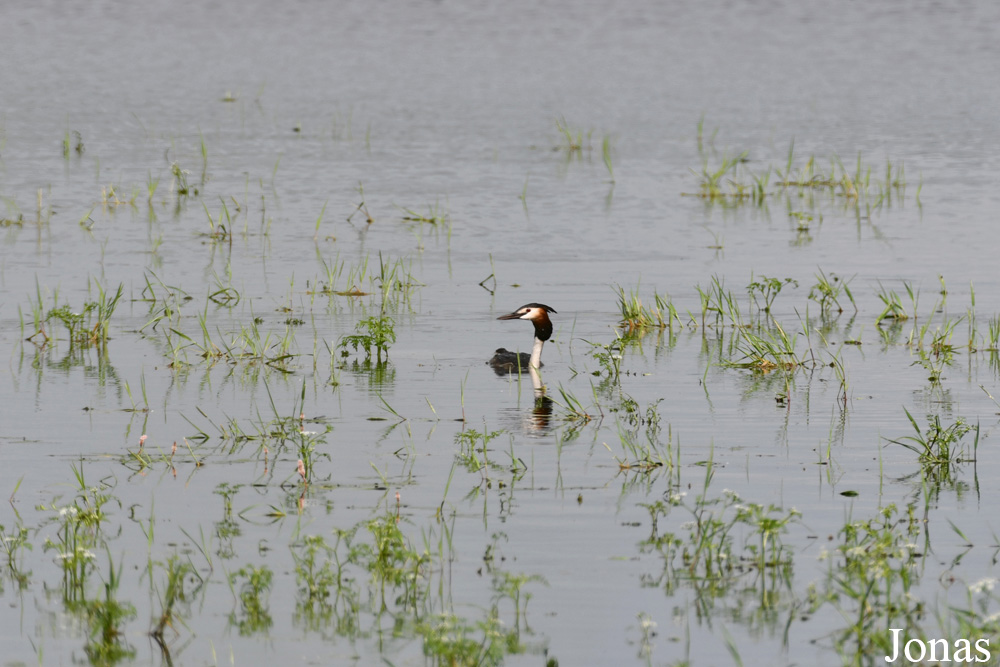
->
[529,337,544,369]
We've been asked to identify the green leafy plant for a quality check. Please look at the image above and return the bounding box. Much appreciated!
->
[340,314,396,362]
[884,409,978,480]
[808,269,856,316]
[170,162,198,197]
[229,565,274,635]
[746,275,797,313]
[454,427,505,474]
[42,282,124,348]
[606,397,676,474]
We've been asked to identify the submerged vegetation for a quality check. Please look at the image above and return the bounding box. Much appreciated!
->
[339,314,396,362]
[686,133,916,214]
[4,108,998,667]
[23,280,124,349]
[17,257,995,663]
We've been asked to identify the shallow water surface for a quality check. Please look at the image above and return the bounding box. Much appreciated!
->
[3,1,1000,665]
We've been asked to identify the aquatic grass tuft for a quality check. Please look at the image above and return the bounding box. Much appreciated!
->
[550,384,599,424]
[312,200,330,241]
[602,134,615,183]
[726,320,804,374]
[984,315,1000,353]
[398,201,448,225]
[689,150,753,201]
[911,315,962,383]
[875,281,914,324]
[693,275,739,328]
[808,269,856,317]
[615,284,677,333]
[347,181,374,224]
[606,397,677,474]
[685,137,914,211]
[170,162,198,197]
[554,115,592,155]
[30,281,124,350]
[884,409,978,480]
[145,171,160,203]
[201,198,234,245]
[375,253,423,307]
[62,129,84,158]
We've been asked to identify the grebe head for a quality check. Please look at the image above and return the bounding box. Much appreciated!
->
[496,303,557,342]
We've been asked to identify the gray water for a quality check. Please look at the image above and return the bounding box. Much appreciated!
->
[3,1,1000,665]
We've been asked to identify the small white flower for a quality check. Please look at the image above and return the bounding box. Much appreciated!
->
[970,578,998,594]
[845,546,866,558]
[59,506,78,517]
[58,548,96,561]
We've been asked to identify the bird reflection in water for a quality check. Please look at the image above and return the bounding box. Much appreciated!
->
[493,366,554,434]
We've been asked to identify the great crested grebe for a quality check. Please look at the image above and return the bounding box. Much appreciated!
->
[488,303,557,372]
